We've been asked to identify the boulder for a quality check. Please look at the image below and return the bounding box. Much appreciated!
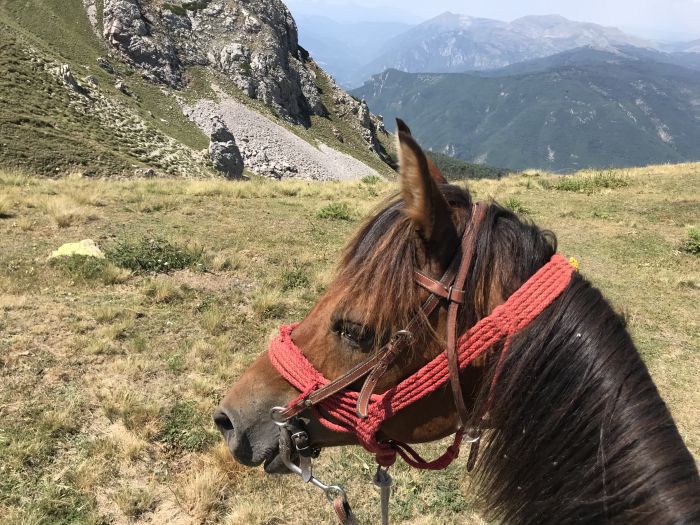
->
[97,57,115,74]
[208,118,244,179]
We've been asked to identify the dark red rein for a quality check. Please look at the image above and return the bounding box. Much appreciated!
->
[269,207,575,470]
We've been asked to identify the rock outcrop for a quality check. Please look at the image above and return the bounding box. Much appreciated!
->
[58,64,87,95]
[102,0,327,124]
[103,0,182,85]
[208,117,244,179]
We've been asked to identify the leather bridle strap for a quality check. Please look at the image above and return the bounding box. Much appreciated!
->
[448,203,488,426]
[413,203,488,427]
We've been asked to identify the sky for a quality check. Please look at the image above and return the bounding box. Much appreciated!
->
[285,0,700,41]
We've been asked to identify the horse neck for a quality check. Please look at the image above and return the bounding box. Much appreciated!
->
[474,275,700,525]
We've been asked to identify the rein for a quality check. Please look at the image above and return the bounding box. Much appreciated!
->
[268,203,575,523]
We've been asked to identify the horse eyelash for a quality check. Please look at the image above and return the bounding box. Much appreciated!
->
[332,319,373,350]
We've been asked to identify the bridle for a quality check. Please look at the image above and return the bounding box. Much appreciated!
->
[267,202,575,524]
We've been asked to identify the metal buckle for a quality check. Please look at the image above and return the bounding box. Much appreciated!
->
[392,330,413,343]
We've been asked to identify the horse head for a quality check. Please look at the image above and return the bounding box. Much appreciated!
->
[214,122,700,523]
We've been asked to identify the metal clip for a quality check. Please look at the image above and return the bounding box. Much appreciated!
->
[373,466,393,525]
[464,427,482,444]
[270,406,290,426]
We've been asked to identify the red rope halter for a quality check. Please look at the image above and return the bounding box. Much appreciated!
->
[269,253,574,469]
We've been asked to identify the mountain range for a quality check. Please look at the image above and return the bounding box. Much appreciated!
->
[296,12,700,90]
[352,46,700,172]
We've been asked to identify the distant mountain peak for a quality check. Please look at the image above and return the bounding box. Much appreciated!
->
[354,11,656,84]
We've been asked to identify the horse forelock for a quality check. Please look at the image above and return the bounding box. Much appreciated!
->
[336,185,475,342]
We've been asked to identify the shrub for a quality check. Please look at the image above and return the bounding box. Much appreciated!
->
[550,171,629,194]
[503,196,530,214]
[681,227,700,256]
[316,203,352,221]
[107,237,204,274]
[361,175,381,185]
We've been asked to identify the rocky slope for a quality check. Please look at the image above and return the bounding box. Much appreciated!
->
[0,0,392,180]
[185,96,380,181]
[101,0,325,124]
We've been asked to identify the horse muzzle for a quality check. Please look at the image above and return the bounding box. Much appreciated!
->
[213,405,289,472]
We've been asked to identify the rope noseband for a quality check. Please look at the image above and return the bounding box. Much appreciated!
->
[268,202,575,522]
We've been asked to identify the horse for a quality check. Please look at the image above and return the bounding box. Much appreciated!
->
[214,122,700,524]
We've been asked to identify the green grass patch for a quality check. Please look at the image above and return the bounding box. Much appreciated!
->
[503,196,530,214]
[681,227,700,256]
[50,255,129,284]
[281,261,311,291]
[544,170,630,193]
[316,202,352,221]
[107,237,205,274]
[164,0,210,15]
[159,401,217,452]
[361,175,382,185]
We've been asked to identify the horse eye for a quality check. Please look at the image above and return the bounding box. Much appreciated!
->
[332,320,373,350]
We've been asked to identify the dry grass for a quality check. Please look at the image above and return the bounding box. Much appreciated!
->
[0,165,697,524]
[0,194,15,218]
[43,195,98,227]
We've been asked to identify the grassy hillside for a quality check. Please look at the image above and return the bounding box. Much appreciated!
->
[0,0,394,178]
[1,164,698,524]
[353,55,700,172]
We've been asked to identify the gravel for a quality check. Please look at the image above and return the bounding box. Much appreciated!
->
[184,97,381,181]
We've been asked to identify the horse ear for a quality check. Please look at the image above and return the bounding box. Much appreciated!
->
[395,118,447,184]
[398,131,453,243]
[396,118,413,135]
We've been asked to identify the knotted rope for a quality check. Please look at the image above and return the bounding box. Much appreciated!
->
[268,254,574,469]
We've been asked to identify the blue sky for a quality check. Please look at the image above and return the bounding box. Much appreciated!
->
[285,0,700,41]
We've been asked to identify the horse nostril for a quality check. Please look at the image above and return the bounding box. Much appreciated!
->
[213,408,234,433]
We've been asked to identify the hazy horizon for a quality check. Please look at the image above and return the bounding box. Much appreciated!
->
[285,0,700,42]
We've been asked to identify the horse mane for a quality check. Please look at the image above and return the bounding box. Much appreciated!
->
[463,201,700,523]
[472,273,700,524]
[341,182,700,523]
